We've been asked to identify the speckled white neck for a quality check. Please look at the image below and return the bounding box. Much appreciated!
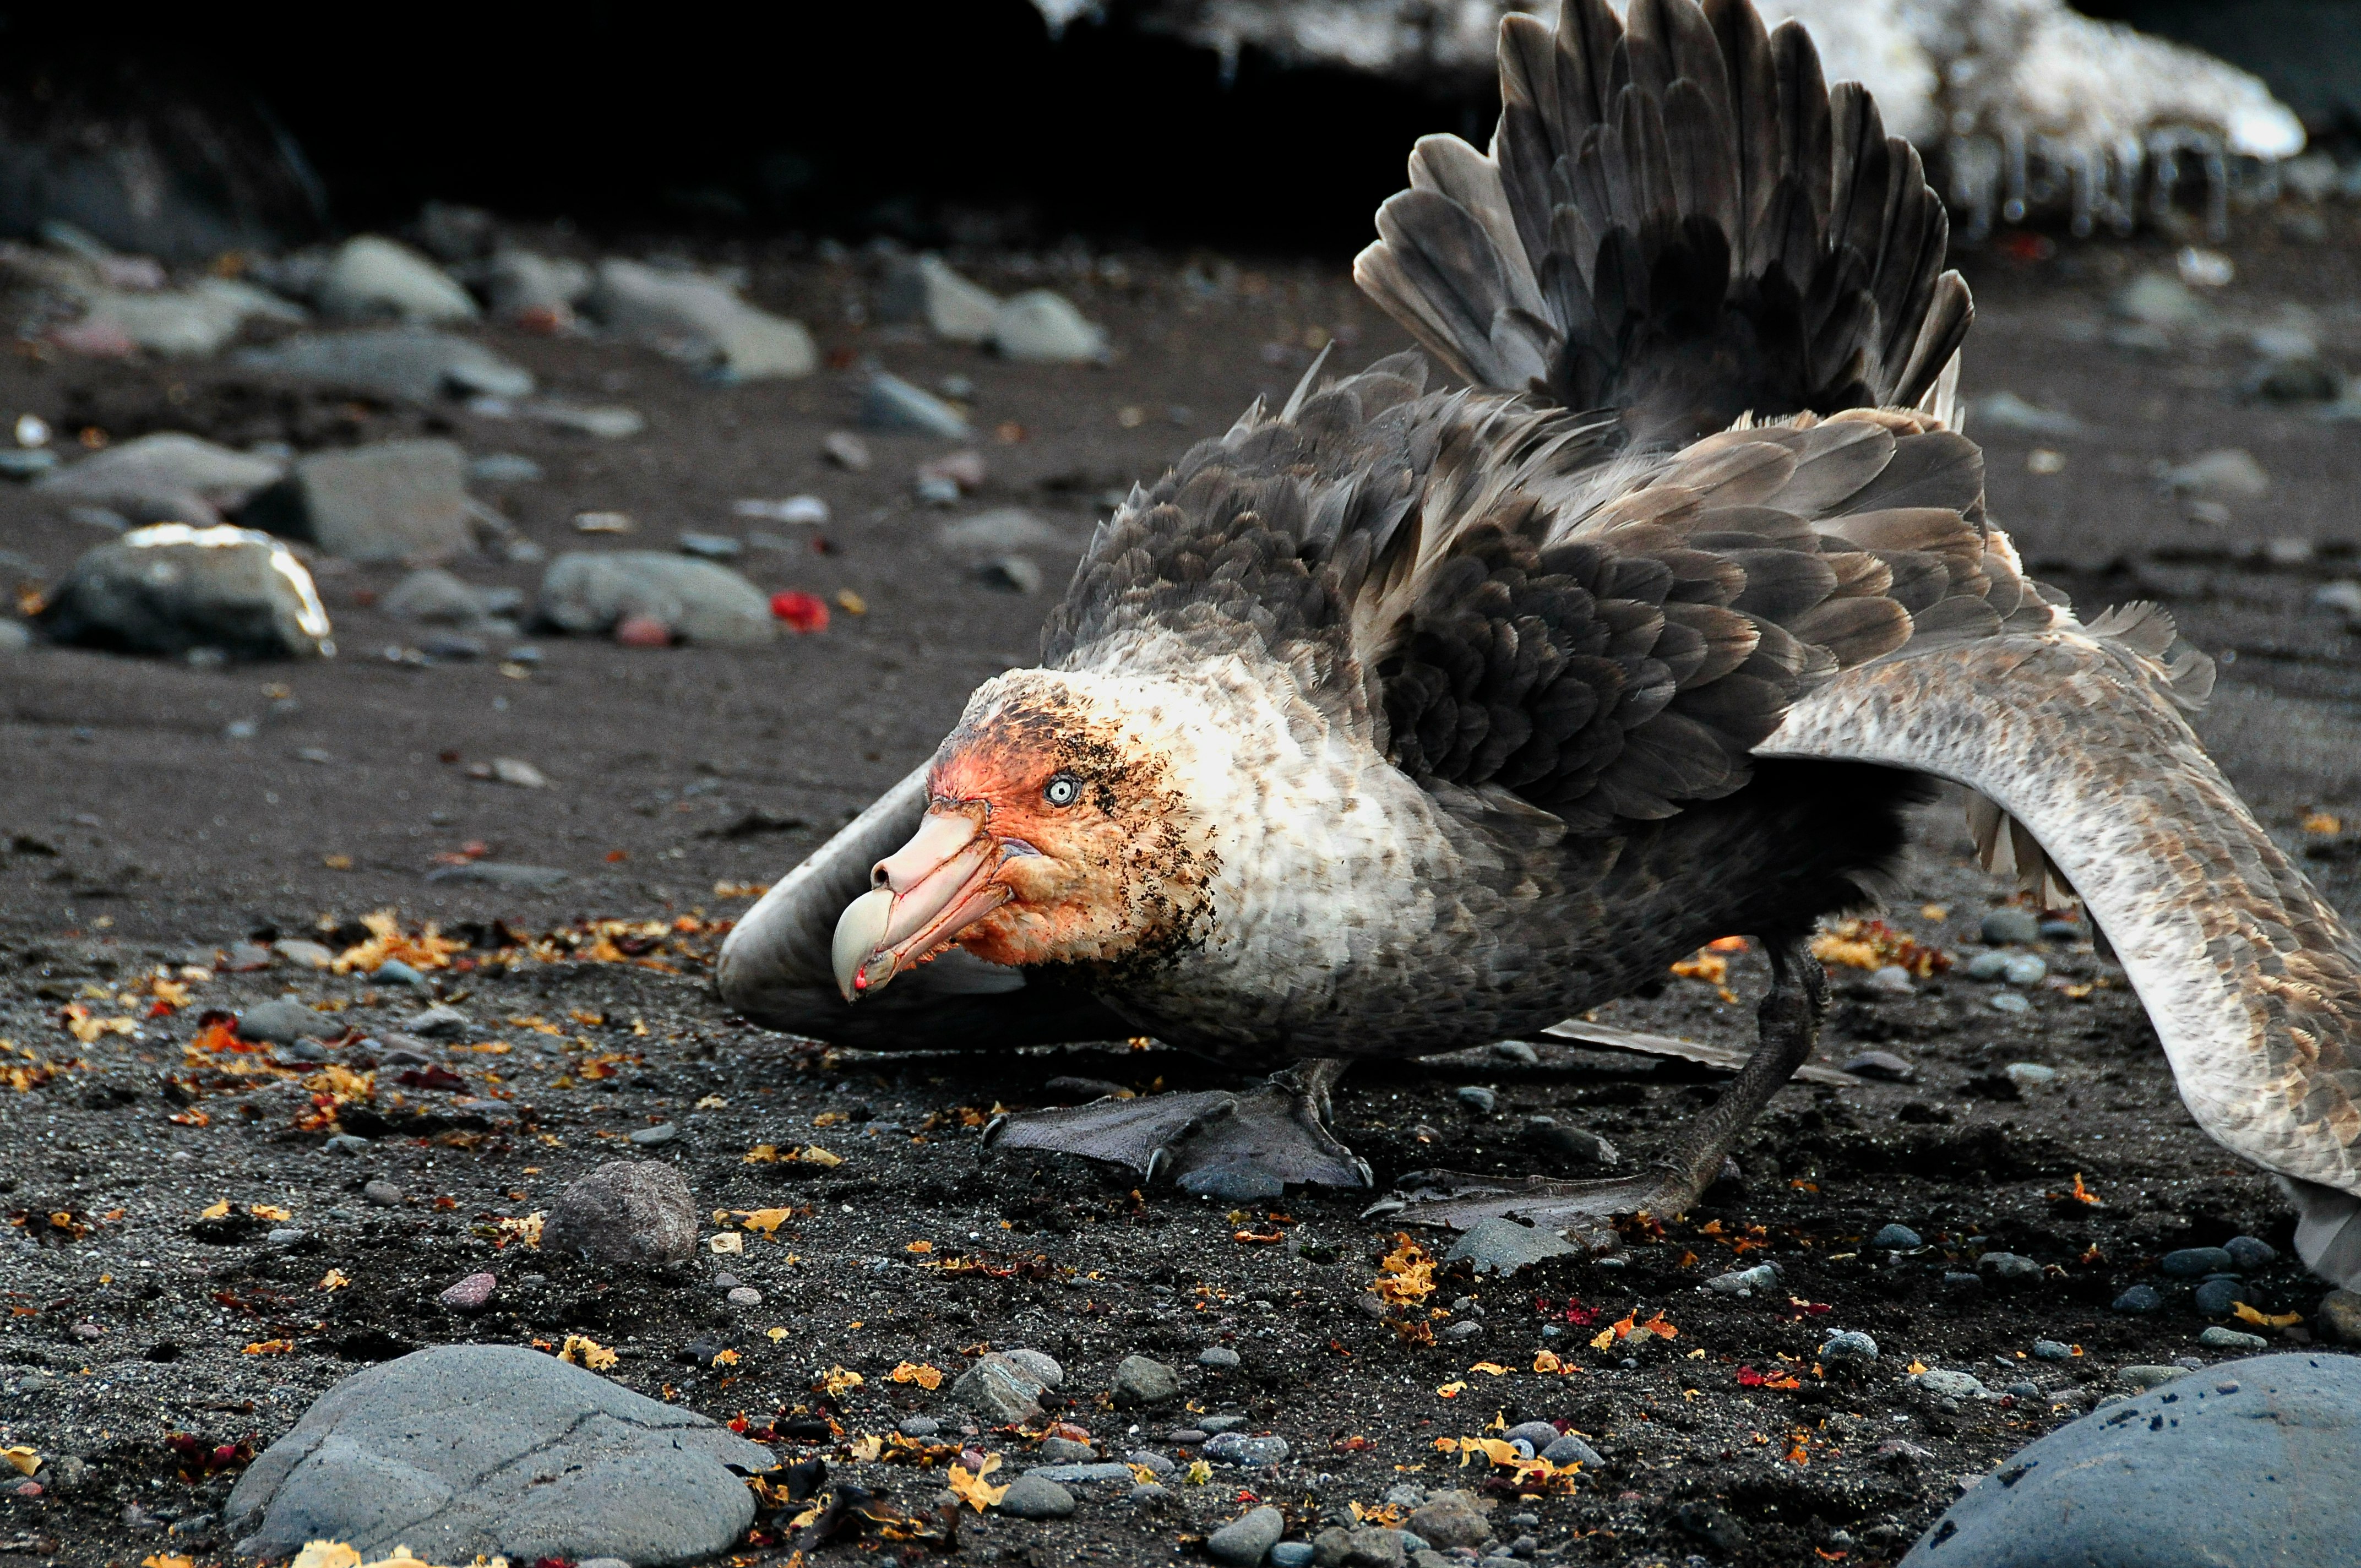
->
[1043,629,1478,1040]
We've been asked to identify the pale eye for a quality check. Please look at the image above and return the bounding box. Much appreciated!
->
[1043,774,1081,807]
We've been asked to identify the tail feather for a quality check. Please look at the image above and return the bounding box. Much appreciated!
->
[1354,0,1969,445]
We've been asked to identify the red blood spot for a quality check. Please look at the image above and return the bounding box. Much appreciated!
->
[614,614,673,648]
[771,592,829,634]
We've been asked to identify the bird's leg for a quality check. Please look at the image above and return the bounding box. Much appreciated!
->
[982,1056,1373,1201]
[1367,933,1827,1246]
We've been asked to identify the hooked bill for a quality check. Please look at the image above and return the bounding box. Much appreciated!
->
[831,886,895,1001]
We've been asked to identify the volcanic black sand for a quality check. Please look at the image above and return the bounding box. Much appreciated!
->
[3,213,2359,1567]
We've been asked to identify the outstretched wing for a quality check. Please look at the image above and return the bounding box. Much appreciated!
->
[1354,0,1969,446]
[1760,620,2361,1286]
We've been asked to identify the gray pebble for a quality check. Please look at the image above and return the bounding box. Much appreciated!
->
[1965,951,2013,981]
[1980,1252,2042,1283]
[1025,1462,1134,1484]
[2118,1364,2188,1390]
[1207,1505,1286,1567]
[1981,907,2042,944]
[712,1274,741,1289]
[992,1474,1075,1520]
[1112,1354,1178,1407]
[725,1286,762,1308]
[1204,1431,1290,1467]
[2001,954,2049,986]
[1271,1544,1315,1568]
[2113,1284,2164,1314]
[1990,991,2033,1014]
[578,1559,630,1568]
[2005,1061,2059,1090]
[2032,1339,2076,1361]
[1867,964,1914,995]
[1125,1449,1174,1477]
[1383,1484,1426,1507]
[1490,1041,1539,1065]
[678,533,742,562]
[2038,918,2082,940]
[361,1180,404,1207]
[323,1135,371,1157]
[1128,1482,1169,1504]
[266,1227,307,1247]
[2194,1277,2244,1317]
[2004,1381,2041,1400]
[1873,1224,1922,1249]
[438,1272,497,1313]
[1524,1122,1619,1167]
[1036,1436,1095,1463]
[1004,1348,1064,1389]
[2199,1326,2268,1352]
[1442,1319,1483,1340]
[897,1417,939,1438]
[1821,1331,1879,1364]
[1539,1434,1602,1467]
[1842,1050,1916,1081]
[2163,1247,2235,1278]
[626,1121,677,1147]
[1943,1271,1985,1296]
[974,556,1042,594]
[1500,1422,1559,1451]
[1916,1368,1990,1400]
[1199,1415,1247,1434]
[1199,1346,1242,1369]
[2225,1236,2277,1271]
[1707,1262,1782,1295]
[1454,1086,1497,1114]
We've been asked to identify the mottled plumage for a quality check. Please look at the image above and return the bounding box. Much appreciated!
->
[720,0,2361,1282]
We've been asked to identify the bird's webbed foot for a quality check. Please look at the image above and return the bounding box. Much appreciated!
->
[982,1058,1372,1200]
[1363,931,1828,1243]
[1359,1168,1701,1253]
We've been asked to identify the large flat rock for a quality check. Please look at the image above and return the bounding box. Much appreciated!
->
[1903,1353,2361,1566]
[225,1343,771,1564]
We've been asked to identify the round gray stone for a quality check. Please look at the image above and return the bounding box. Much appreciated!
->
[224,1344,770,1564]
[1539,1434,1602,1467]
[1902,1354,2361,1566]
[540,1161,698,1266]
[2162,1247,2234,1278]
[1198,1346,1242,1369]
[1405,1491,1492,1550]
[950,1353,1046,1425]
[1204,1432,1289,1467]
[239,999,324,1044]
[1207,1504,1285,1566]
[1873,1224,1922,1250]
[1003,1347,1064,1389]
[992,1473,1075,1520]
[1112,1354,1179,1407]
[2224,1236,2276,1271]
[38,524,332,660]
[1821,1331,1880,1365]
[1981,907,2042,945]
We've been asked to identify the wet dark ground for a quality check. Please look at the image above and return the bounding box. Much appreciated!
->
[3,210,2361,1568]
